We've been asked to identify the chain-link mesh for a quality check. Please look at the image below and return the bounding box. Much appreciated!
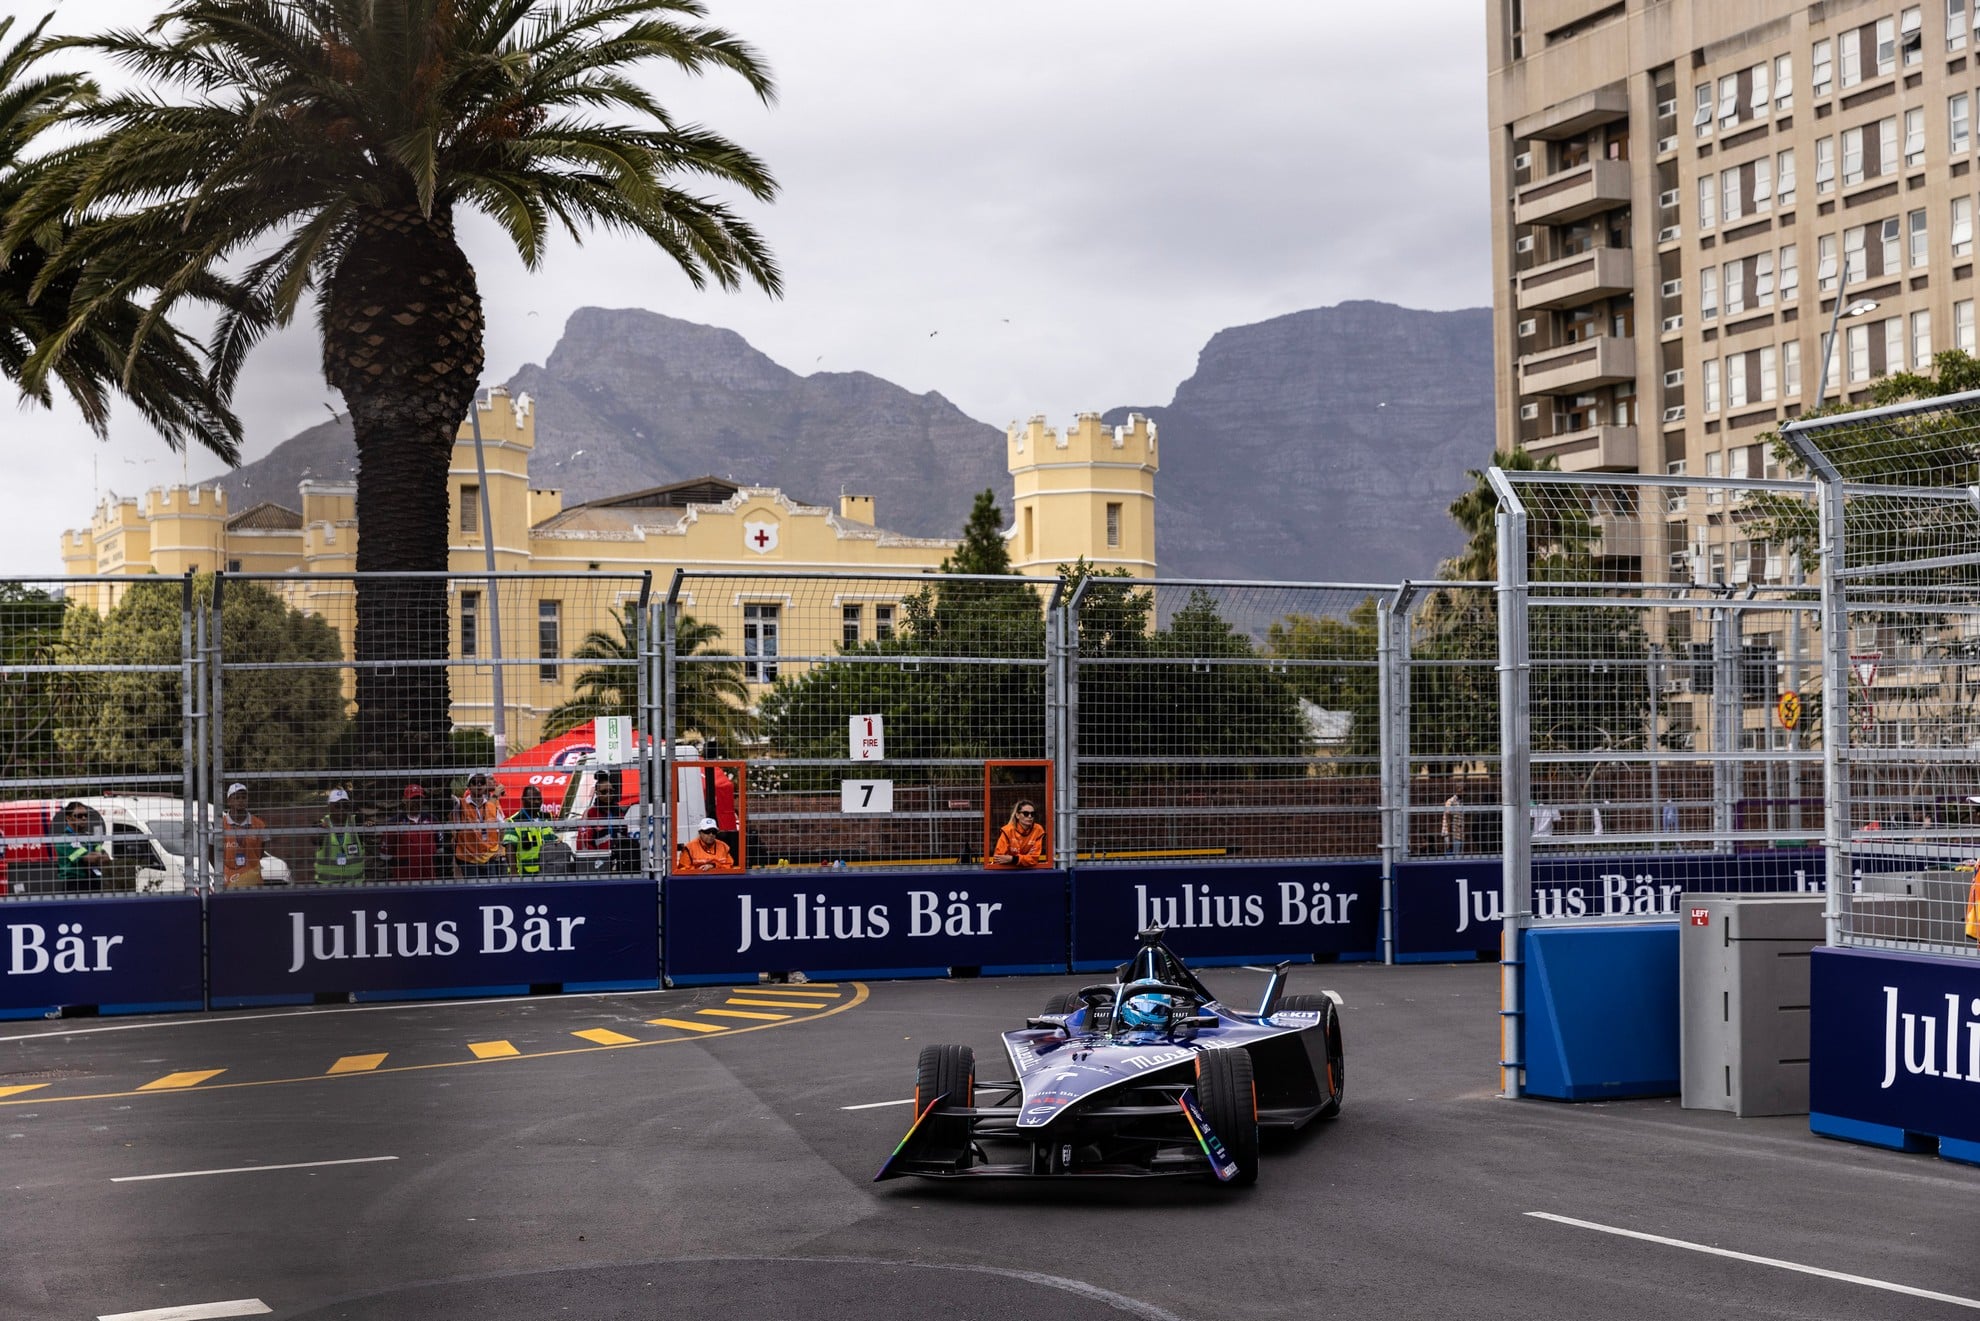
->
[1069,581,1387,865]
[0,576,196,896]
[1783,389,1980,955]
[1499,473,1831,915]
[210,571,651,888]
[671,571,1057,868]
[1403,583,1502,858]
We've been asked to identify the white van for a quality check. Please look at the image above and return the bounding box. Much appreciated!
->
[71,796,290,892]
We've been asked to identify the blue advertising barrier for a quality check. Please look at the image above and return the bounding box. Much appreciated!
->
[1809,946,1980,1166]
[1070,861,1381,970]
[664,868,1069,982]
[1521,924,1680,1100]
[1395,851,1830,962]
[208,879,660,1007]
[0,895,205,1019]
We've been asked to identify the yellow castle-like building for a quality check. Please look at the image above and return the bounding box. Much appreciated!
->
[61,390,1159,746]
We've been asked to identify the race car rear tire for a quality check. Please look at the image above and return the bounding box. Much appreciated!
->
[915,1044,975,1163]
[1194,1049,1260,1186]
[1280,994,1345,1118]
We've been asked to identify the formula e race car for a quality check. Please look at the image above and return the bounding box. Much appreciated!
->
[875,927,1345,1186]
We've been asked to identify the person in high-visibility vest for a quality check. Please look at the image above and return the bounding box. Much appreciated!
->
[503,785,557,878]
[314,788,366,884]
[1965,860,1980,942]
[454,772,507,878]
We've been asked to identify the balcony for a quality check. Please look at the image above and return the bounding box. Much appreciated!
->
[1519,334,1636,396]
[1516,246,1635,312]
[1527,424,1639,472]
[1514,159,1632,226]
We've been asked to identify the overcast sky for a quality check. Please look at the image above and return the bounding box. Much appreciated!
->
[8,1,1490,577]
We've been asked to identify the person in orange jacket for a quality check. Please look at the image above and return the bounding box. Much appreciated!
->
[986,800,1047,869]
[677,817,737,872]
[1965,860,1980,942]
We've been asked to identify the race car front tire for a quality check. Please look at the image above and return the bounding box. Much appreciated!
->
[914,1043,975,1165]
[1042,990,1082,1016]
[1194,1049,1260,1186]
[1280,994,1345,1118]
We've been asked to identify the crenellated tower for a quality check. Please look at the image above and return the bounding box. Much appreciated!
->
[1005,411,1158,577]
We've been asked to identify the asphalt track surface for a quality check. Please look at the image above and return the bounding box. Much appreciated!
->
[3,962,1977,1321]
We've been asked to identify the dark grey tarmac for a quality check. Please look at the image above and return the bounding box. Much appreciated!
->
[2,962,1974,1320]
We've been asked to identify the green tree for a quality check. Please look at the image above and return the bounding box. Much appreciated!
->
[1265,597,1382,763]
[57,577,347,787]
[900,489,1047,656]
[15,0,781,774]
[0,15,239,458]
[0,582,71,782]
[543,604,754,746]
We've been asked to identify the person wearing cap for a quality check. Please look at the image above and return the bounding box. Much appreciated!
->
[503,785,559,878]
[219,782,271,889]
[314,787,366,884]
[677,816,737,872]
[454,772,507,879]
[380,783,441,883]
[985,799,1046,869]
[577,768,639,874]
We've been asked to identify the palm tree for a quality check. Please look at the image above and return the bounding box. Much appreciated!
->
[543,605,754,746]
[0,14,240,460]
[13,0,780,775]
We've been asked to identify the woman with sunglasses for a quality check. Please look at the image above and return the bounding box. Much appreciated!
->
[986,800,1046,869]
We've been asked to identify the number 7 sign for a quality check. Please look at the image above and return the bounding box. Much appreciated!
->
[850,713,885,761]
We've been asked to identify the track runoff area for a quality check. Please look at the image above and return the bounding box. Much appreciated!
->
[4,963,1973,1321]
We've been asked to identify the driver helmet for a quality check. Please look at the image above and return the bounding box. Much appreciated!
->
[1117,992,1174,1033]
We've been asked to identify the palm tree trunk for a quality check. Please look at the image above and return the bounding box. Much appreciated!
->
[323,204,485,788]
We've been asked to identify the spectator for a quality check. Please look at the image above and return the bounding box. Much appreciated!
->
[380,783,441,883]
[1661,799,1679,833]
[1528,799,1561,839]
[1441,793,1465,856]
[219,782,272,889]
[454,772,507,879]
[1591,801,1606,837]
[314,788,366,885]
[987,800,1047,868]
[55,801,108,892]
[503,785,558,878]
[578,769,639,874]
[677,816,737,872]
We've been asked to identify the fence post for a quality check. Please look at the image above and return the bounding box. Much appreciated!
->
[634,570,654,875]
[206,574,227,896]
[1713,598,1739,851]
[180,572,202,894]
[1379,583,1416,966]
[1063,578,1088,871]
[1491,473,1532,1101]
[662,569,683,877]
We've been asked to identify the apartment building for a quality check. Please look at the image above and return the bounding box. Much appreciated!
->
[1488,0,1980,590]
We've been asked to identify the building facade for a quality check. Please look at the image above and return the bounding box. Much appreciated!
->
[60,391,1160,746]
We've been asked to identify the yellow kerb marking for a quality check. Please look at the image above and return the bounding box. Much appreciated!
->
[468,1040,520,1059]
[747,988,840,998]
[327,1054,388,1075]
[573,1028,639,1045]
[727,997,826,1010]
[137,1070,225,1091]
[647,1017,726,1033]
[699,1008,787,1021]
[0,1084,48,1099]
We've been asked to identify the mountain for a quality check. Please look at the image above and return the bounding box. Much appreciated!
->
[215,302,1494,582]
[1105,301,1494,583]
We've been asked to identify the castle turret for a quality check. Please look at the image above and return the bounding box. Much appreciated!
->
[1006,411,1158,577]
[450,386,538,573]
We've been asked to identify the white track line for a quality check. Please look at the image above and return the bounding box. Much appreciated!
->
[112,1155,398,1184]
[1528,1212,1980,1311]
[842,1097,915,1110]
[98,1301,272,1321]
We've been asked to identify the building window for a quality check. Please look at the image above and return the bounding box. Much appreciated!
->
[459,484,479,533]
[875,604,895,642]
[1953,0,1970,54]
[1722,165,1743,220]
[743,603,779,683]
[1698,174,1717,229]
[1694,82,1714,136]
[1847,324,1871,383]
[1843,225,1867,284]
[1815,136,1835,194]
[1106,502,1122,549]
[1879,216,1901,274]
[1954,195,1974,257]
[1906,107,1926,166]
[1724,258,1746,315]
[1817,233,1838,291]
[1703,358,1721,413]
[1813,38,1833,97]
[1884,316,1906,379]
[1958,299,1976,354]
[1753,155,1773,212]
[537,600,560,683]
[1779,243,1798,300]
[1877,116,1898,178]
[1729,354,1751,408]
[1877,16,1897,72]
[1777,148,1796,205]
[1955,94,1973,155]
[1700,265,1719,321]
[226,559,242,573]
[842,604,862,649]
[1913,309,1934,368]
[1842,127,1865,186]
[1841,28,1863,88]
[1903,6,1924,63]
[1776,53,1794,109]
[1784,339,1802,396]
[461,590,479,659]
[1718,73,1739,127]
[1909,208,1929,267]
